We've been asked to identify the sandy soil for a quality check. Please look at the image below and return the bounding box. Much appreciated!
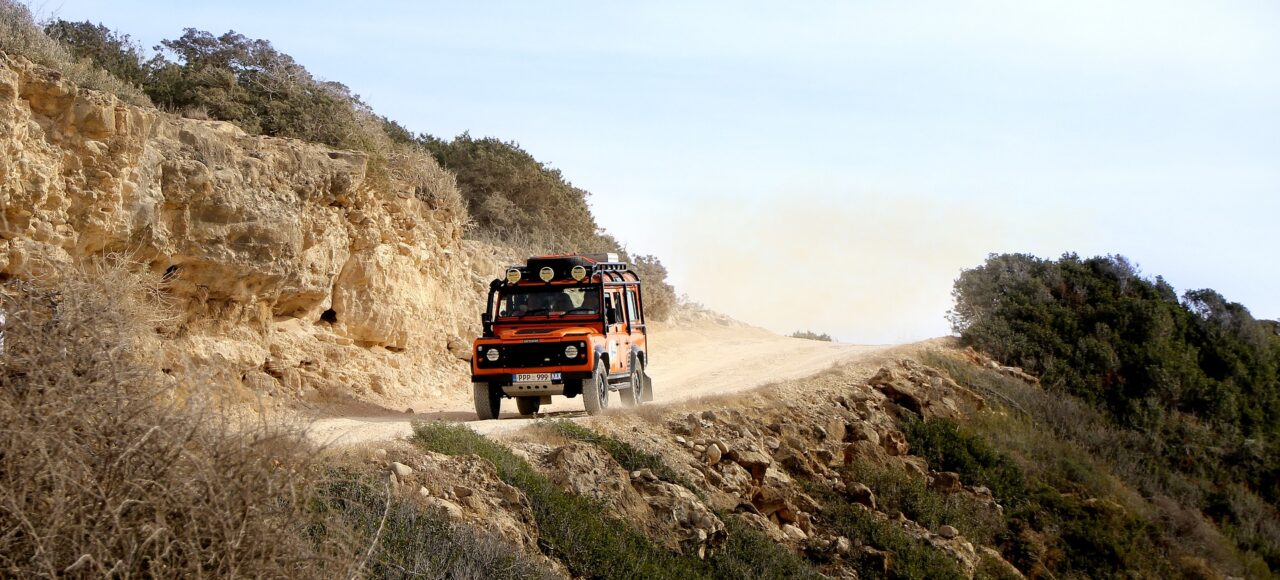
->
[303,321,892,445]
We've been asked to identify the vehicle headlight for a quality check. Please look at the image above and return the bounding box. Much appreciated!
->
[564,344,578,359]
[485,347,500,362]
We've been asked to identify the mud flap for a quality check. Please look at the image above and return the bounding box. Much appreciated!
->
[641,372,654,402]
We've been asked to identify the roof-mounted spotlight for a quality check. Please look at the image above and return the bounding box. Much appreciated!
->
[506,269,521,284]
[539,267,555,282]
[571,265,587,281]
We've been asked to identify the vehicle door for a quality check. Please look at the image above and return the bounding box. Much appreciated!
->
[603,288,630,374]
[624,287,646,362]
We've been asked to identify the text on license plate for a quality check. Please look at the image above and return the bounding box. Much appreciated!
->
[514,373,560,383]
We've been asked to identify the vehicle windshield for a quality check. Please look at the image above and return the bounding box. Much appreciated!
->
[496,286,600,319]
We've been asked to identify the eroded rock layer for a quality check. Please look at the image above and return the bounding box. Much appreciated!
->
[0,53,498,406]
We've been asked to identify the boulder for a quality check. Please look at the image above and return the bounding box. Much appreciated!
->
[931,471,963,494]
[631,470,726,557]
[845,482,877,510]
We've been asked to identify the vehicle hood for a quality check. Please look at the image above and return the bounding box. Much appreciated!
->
[493,326,596,340]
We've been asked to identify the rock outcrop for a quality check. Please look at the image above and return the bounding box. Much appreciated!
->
[0,53,498,406]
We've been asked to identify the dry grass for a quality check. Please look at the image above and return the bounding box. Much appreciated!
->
[0,259,357,577]
[0,0,150,105]
[0,258,556,578]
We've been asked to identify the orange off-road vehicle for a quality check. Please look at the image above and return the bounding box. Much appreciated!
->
[471,254,653,419]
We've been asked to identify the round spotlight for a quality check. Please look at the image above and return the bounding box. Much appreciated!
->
[539,267,554,282]
[485,348,500,362]
[571,265,587,281]
[506,269,521,284]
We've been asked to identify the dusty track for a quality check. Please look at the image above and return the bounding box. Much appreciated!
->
[305,321,890,445]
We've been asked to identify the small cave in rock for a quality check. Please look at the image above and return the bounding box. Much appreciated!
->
[320,309,338,324]
[162,264,179,281]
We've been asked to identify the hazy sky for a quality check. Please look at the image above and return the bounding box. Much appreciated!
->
[43,1,1280,342]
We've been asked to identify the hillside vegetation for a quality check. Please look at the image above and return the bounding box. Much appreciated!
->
[0,2,677,317]
[951,252,1280,573]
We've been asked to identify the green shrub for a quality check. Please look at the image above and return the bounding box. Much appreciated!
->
[709,514,826,580]
[928,350,1279,576]
[0,1,149,104]
[842,461,1005,545]
[419,133,611,251]
[541,420,697,491]
[904,413,1188,578]
[539,420,827,577]
[808,486,966,580]
[316,469,555,579]
[412,422,709,579]
[903,418,1029,506]
[790,330,834,341]
[949,253,1279,506]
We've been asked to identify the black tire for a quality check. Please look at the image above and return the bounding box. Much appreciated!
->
[583,360,609,415]
[473,382,500,420]
[621,356,644,407]
[516,396,541,416]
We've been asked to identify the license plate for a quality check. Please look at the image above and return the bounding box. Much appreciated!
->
[514,373,560,383]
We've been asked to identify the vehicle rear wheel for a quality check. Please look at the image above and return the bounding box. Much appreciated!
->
[516,396,541,416]
[473,382,501,420]
[621,356,644,407]
[583,360,609,415]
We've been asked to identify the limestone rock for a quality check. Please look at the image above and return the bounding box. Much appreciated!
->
[547,444,651,523]
[390,462,414,478]
[631,468,726,557]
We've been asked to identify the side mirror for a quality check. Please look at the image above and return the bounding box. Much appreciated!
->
[481,312,493,336]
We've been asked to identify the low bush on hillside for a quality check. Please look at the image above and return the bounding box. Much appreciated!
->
[948,252,1280,575]
[950,253,1279,504]
[417,421,825,579]
[541,420,697,491]
[413,421,709,579]
[712,515,826,580]
[841,462,1004,546]
[806,486,966,580]
[542,420,824,577]
[316,469,556,579]
[0,0,149,104]
[418,133,611,251]
[924,351,1278,577]
[790,330,834,341]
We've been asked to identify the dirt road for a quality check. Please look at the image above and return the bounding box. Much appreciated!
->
[305,321,890,445]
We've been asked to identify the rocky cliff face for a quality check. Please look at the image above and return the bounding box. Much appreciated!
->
[0,53,497,407]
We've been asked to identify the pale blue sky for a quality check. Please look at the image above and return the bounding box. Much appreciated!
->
[42,1,1280,342]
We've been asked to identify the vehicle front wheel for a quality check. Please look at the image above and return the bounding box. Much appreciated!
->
[583,360,609,415]
[516,396,541,416]
[473,382,501,420]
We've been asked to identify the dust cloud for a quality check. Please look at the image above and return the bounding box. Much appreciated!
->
[667,192,1093,344]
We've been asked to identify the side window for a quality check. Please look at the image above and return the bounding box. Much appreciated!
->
[625,290,639,323]
[607,291,624,326]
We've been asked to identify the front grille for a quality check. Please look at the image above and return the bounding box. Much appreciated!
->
[503,343,565,368]
[477,341,587,369]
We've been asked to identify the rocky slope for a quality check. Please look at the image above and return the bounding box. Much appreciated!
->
[0,53,496,409]
[356,344,1034,578]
